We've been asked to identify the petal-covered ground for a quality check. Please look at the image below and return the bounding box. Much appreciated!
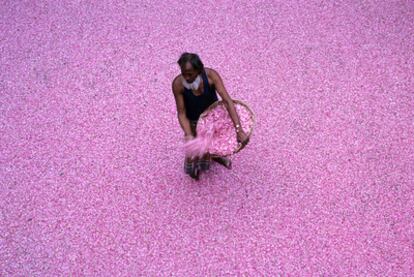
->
[1,1,413,275]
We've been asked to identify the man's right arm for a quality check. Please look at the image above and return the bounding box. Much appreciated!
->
[172,79,193,138]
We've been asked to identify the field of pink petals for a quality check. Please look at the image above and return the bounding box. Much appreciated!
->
[1,1,413,275]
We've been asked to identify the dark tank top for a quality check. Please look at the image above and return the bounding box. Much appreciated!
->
[183,70,219,121]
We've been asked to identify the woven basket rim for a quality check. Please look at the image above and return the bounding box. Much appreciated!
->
[197,99,255,156]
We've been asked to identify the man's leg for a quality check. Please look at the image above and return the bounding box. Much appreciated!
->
[212,156,232,169]
[184,157,193,175]
[198,153,211,172]
[184,157,199,180]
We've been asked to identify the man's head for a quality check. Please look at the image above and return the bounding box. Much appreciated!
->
[177,52,204,84]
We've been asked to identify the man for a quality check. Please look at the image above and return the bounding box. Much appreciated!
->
[172,52,249,180]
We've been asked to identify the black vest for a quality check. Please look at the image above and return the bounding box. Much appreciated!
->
[183,70,219,121]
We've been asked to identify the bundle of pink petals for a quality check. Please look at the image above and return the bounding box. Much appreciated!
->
[183,101,254,159]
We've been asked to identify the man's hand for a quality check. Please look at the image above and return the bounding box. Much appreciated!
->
[237,129,249,150]
[184,134,194,142]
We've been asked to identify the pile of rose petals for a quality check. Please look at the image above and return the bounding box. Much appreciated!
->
[184,101,254,157]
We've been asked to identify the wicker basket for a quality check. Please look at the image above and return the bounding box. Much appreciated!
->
[196,99,255,157]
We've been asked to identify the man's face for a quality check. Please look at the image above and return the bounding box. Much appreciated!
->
[181,62,199,83]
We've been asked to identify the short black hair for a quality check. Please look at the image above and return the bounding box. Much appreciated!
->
[177,52,204,72]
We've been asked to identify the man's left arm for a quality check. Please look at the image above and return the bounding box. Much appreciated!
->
[209,69,249,146]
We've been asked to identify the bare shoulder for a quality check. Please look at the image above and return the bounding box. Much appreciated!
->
[205,67,219,78]
[172,74,184,94]
[205,67,223,84]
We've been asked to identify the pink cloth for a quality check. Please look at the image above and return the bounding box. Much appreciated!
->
[183,102,254,158]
